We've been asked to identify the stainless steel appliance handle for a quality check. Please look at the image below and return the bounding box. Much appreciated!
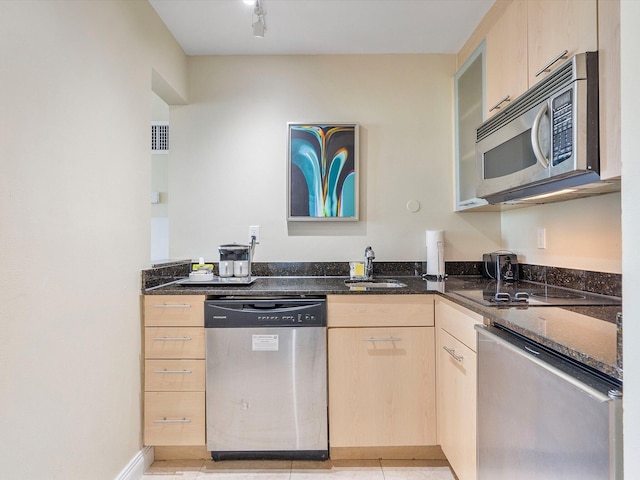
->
[154,304,192,308]
[364,337,402,342]
[153,418,192,424]
[531,103,550,169]
[154,369,193,374]
[489,95,511,112]
[476,326,611,402]
[443,345,464,363]
[153,337,192,341]
[535,49,569,77]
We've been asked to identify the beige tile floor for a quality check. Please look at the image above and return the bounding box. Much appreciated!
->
[142,459,457,480]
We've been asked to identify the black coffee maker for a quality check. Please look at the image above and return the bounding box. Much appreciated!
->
[481,251,519,282]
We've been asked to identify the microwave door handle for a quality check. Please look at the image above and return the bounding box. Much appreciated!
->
[531,103,550,169]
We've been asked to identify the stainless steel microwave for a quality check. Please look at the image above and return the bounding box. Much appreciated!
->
[476,52,603,204]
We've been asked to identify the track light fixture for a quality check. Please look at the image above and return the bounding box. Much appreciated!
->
[243,0,266,38]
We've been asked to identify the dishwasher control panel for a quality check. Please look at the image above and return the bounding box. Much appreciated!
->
[259,313,317,323]
[205,297,326,328]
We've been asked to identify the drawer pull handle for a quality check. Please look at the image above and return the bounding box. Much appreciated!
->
[535,49,569,77]
[154,304,192,308]
[153,337,192,341]
[443,345,464,363]
[154,369,193,374]
[364,337,401,342]
[489,95,511,112]
[153,418,191,424]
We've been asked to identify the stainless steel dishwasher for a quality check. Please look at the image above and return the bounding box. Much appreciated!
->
[205,297,327,461]
[476,324,623,480]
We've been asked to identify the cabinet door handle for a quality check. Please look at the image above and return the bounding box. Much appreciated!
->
[153,337,192,341]
[153,418,192,424]
[459,200,480,207]
[535,49,569,77]
[443,345,464,363]
[489,95,511,112]
[364,337,402,342]
[153,369,193,374]
[154,304,192,308]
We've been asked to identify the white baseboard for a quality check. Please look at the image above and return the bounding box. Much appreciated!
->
[114,446,154,480]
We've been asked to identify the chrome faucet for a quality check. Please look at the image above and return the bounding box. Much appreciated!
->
[364,246,375,279]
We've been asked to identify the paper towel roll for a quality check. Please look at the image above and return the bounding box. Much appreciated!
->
[426,230,445,278]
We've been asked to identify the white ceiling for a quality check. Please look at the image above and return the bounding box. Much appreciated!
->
[149,0,495,56]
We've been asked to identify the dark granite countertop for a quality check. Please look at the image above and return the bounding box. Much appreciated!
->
[144,274,622,382]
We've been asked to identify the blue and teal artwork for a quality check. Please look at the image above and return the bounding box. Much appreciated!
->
[288,124,358,220]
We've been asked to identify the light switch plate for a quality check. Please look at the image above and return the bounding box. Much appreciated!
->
[537,227,547,249]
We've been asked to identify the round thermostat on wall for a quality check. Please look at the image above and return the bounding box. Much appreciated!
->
[406,200,421,213]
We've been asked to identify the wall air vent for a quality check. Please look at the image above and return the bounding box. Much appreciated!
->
[151,122,169,153]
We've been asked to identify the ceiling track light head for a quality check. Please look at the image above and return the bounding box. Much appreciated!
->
[253,0,265,17]
[252,20,265,38]
[251,0,266,37]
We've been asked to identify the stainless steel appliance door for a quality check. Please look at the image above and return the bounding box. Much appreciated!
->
[206,326,327,453]
[476,102,550,199]
[477,326,622,480]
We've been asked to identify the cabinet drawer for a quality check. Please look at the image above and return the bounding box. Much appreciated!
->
[144,391,205,446]
[435,297,482,352]
[145,359,205,392]
[327,295,434,327]
[145,327,205,359]
[144,295,205,327]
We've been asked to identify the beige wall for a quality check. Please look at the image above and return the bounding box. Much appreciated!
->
[168,54,503,263]
[621,0,640,476]
[168,53,621,273]
[501,192,622,273]
[0,2,186,479]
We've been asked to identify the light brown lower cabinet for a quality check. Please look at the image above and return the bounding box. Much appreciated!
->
[436,297,482,480]
[143,295,206,447]
[327,295,437,454]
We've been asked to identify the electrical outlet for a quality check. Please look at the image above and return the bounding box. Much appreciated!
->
[249,225,260,244]
[537,227,547,249]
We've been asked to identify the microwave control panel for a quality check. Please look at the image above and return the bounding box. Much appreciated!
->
[551,90,573,166]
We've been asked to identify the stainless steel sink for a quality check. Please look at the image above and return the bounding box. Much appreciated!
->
[344,278,407,288]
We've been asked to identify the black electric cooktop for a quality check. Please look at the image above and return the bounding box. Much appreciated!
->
[450,281,622,308]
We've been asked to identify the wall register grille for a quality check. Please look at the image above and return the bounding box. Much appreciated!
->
[151,122,169,153]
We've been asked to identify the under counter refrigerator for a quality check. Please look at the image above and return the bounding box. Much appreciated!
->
[476,325,623,480]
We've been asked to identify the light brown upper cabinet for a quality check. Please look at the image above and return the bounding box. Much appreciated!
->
[485,0,528,118]
[527,0,597,85]
[597,0,622,180]
[485,0,598,119]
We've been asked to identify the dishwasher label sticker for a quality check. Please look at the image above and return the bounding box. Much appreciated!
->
[252,334,279,351]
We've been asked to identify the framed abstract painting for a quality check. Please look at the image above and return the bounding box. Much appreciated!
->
[287,123,359,221]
